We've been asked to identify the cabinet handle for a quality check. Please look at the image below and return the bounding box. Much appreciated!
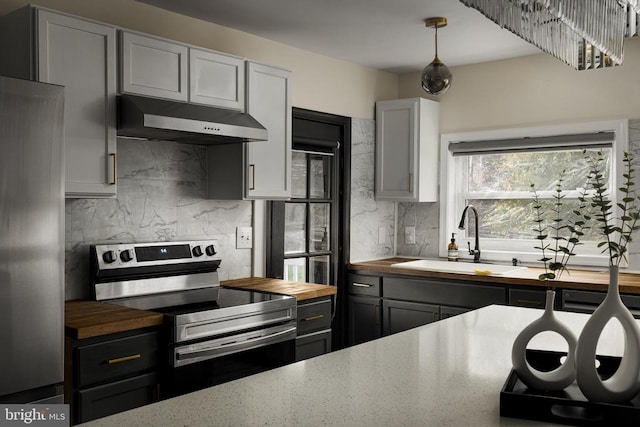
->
[109,153,117,185]
[302,314,324,322]
[352,282,372,288]
[249,164,256,190]
[408,172,413,193]
[107,354,141,364]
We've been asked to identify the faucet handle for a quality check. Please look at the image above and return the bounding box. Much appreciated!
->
[467,241,473,255]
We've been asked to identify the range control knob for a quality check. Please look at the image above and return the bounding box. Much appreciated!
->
[120,249,133,262]
[102,250,117,264]
[206,245,217,256]
[192,245,203,257]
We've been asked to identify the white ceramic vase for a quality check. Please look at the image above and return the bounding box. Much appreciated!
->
[511,289,577,391]
[575,266,640,403]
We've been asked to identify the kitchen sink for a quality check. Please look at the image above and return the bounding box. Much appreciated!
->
[390,259,527,276]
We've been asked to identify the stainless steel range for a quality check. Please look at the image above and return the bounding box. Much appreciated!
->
[90,240,297,396]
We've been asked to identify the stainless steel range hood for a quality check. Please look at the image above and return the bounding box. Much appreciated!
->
[117,94,268,144]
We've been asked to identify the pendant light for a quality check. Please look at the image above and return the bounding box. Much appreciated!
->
[421,17,452,96]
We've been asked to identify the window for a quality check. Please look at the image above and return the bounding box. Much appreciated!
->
[283,150,334,284]
[440,120,628,267]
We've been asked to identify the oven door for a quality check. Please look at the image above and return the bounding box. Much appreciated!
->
[173,322,296,367]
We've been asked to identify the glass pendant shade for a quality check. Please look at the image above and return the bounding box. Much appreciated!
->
[421,57,452,96]
[422,17,452,96]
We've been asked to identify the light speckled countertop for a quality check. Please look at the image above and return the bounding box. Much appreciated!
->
[80,305,624,427]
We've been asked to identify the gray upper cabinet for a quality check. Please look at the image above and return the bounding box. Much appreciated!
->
[0,6,117,198]
[119,31,188,101]
[189,48,245,110]
[207,62,291,200]
[375,98,439,202]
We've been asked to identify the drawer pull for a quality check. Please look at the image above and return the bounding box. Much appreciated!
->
[352,282,372,288]
[107,354,141,364]
[302,314,325,322]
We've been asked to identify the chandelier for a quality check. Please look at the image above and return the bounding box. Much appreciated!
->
[460,0,640,70]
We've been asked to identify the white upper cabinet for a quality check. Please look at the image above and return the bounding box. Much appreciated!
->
[120,31,246,111]
[120,31,188,101]
[244,62,292,199]
[207,62,291,200]
[0,6,117,198]
[189,48,245,110]
[375,98,440,202]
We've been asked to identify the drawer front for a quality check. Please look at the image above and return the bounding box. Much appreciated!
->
[348,274,381,297]
[509,288,547,309]
[384,277,506,308]
[77,372,159,424]
[563,289,640,318]
[297,298,332,335]
[76,331,159,387]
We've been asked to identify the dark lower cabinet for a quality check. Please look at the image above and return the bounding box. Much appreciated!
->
[348,294,381,345]
[295,296,333,361]
[77,372,159,424]
[347,272,508,345]
[67,328,160,425]
[296,330,332,361]
[382,299,438,335]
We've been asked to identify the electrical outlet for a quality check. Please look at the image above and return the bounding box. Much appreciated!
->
[236,226,253,249]
[405,226,416,245]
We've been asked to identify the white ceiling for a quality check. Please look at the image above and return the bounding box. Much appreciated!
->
[136,0,543,74]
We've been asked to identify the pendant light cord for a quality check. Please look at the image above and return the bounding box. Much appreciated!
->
[434,23,439,59]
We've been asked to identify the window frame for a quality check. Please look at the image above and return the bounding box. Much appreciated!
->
[439,119,628,267]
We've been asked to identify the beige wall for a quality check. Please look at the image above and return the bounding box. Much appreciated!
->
[399,37,640,133]
[0,0,398,120]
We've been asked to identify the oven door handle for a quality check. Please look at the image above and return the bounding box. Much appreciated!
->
[175,325,296,365]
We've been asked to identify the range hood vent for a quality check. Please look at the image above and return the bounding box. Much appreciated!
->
[117,94,268,144]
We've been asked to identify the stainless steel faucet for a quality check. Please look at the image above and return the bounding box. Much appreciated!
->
[458,205,481,263]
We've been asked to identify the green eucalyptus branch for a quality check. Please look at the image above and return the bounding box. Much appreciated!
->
[585,151,640,266]
[531,171,589,281]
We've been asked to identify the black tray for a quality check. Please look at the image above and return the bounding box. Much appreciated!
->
[500,349,640,426]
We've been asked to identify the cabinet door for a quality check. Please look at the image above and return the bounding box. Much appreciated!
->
[245,62,291,199]
[348,295,381,345]
[189,48,244,110]
[382,299,438,335]
[296,329,332,361]
[120,31,188,101]
[375,98,439,202]
[37,10,117,197]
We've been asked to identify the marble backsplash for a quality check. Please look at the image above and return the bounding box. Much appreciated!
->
[65,139,252,300]
[349,118,395,261]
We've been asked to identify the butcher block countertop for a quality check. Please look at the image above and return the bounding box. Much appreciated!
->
[65,300,164,340]
[349,257,640,294]
[221,277,336,301]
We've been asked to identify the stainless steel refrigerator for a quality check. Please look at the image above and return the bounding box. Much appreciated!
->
[0,76,65,404]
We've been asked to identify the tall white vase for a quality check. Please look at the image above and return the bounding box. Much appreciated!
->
[575,266,640,403]
[511,289,577,391]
